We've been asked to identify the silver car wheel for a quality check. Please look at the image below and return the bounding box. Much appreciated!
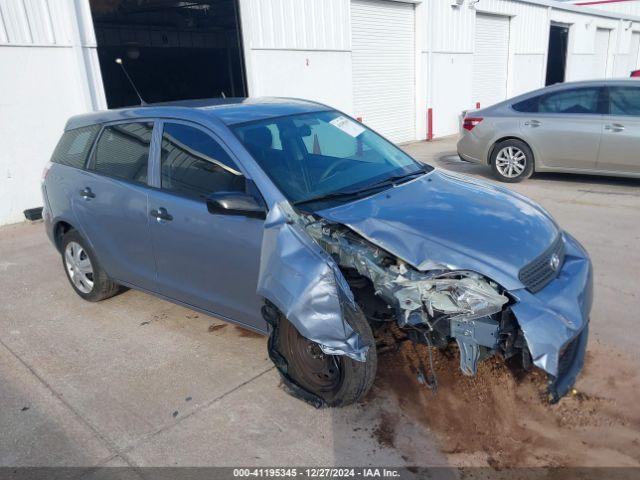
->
[495,146,527,178]
[64,241,94,294]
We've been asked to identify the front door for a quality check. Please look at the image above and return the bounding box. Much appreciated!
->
[597,85,640,174]
[147,121,265,331]
[73,121,157,290]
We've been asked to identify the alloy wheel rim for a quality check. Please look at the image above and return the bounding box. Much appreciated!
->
[64,242,94,294]
[495,146,527,178]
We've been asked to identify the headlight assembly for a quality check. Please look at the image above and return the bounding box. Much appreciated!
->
[395,272,509,322]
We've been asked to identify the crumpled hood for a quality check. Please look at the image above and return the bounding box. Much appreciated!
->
[318,170,559,290]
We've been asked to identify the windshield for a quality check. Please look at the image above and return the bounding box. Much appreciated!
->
[232,110,430,207]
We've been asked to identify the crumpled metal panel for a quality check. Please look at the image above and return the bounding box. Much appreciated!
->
[257,203,369,361]
[318,171,559,291]
[510,232,593,377]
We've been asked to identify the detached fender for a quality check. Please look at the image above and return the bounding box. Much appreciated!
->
[257,202,370,362]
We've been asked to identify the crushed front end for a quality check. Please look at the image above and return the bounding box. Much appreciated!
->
[302,217,592,402]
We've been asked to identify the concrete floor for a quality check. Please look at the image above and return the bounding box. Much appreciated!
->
[1,136,639,468]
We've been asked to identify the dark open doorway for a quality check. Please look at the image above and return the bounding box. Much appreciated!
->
[546,24,569,86]
[89,0,247,108]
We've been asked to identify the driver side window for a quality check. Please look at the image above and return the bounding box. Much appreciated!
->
[160,123,245,199]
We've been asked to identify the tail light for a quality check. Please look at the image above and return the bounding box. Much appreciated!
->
[631,69,640,78]
[463,117,483,131]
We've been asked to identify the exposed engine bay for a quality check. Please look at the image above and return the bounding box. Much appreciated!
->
[302,216,534,381]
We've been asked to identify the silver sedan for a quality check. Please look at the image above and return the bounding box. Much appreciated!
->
[457,79,640,182]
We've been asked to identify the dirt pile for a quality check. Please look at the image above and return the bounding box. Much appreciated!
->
[368,330,640,467]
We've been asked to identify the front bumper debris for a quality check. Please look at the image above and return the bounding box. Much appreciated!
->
[510,231,592,399]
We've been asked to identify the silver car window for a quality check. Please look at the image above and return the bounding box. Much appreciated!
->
[538,88,601,114]
[609,86,640,116]
[513,87,603,114]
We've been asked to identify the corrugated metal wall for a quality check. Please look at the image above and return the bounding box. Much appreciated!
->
[0,0,104,226]
[428,0,550,55]
[427,0,640,136]
[2,0,640,225]
[243,0,350,50]
[0,0,75,46]
[577,0,640,17]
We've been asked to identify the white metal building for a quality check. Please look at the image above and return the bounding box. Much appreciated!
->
[1,0,640,226]
[568,0,640,17]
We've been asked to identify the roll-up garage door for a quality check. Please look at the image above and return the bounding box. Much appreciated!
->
[472,14,510,109]
[351,0,416,143]
[594,28,611,78]
[630,32,640,72]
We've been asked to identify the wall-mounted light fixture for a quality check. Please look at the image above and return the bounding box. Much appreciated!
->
[585,19,593,29]
[451,0,464,8]
[624,21,633,30]
[468,0,481,9]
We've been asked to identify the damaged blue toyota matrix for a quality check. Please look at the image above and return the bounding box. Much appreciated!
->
[42,98,592,407]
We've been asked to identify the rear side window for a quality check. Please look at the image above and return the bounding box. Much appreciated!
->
[539,88,601,114]
[51,125,100,169]
[513,88,602,114]
[160,123,244,199]
[609,87,640,116]
[93,122,153,184]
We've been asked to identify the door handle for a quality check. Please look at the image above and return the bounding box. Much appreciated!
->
[79,187,95,200]
[523,120,541,127]
[150,207,173,223]
[604,123,625,133]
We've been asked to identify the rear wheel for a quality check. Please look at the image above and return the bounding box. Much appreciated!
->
[490,139,534,183]
[275,312,377,407]
[61,230,120,302]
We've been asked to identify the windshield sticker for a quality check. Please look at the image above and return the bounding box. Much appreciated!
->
[330,116,366,138]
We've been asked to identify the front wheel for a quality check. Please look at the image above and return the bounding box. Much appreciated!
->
[274,312,377,407]
[490,139,534,183]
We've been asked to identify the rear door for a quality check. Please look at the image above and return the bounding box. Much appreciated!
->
[73,121,157,290]
[597,85,640,174]
[147,121,265,330]
[515,86,605,170]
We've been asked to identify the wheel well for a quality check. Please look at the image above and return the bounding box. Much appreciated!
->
[54,221,74,252]
[488,137,534,166]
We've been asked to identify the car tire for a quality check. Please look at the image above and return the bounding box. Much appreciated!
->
[61,230,120,302]
[490,139,534,183]
[275,311,377,407]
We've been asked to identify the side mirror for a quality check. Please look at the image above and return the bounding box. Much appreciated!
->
[206,191,266,219]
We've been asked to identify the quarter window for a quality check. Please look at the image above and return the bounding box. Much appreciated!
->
[160,123,244,199]
[51,125,101,169]
[512,96,540,113]
[93,122,153,183]
[609,87,640,116]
